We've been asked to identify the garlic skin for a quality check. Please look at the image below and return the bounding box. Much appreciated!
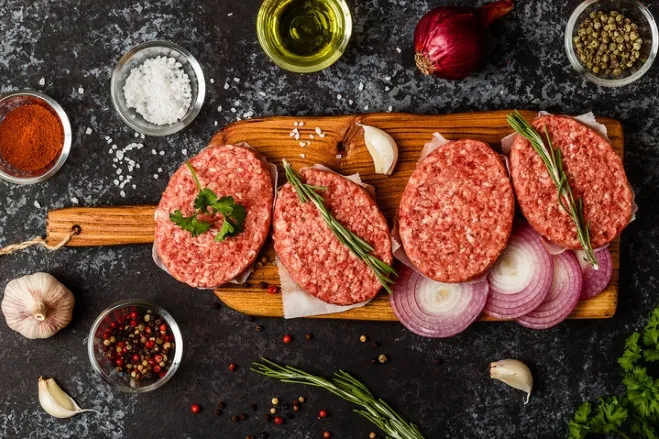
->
[489,359,533,404]
[2,273,74,339]
[38,377,93,418]
[359,123,399,175]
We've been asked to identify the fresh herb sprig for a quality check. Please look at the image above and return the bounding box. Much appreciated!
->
[282,160,397,293]
[252,358,425,439]
[568,307,659,439]
[507,111,598,269]
[169,162,246,242]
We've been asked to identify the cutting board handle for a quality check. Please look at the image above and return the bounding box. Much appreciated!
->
[46,206,157,247]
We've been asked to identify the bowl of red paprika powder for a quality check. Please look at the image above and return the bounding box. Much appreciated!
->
[0,90,72,185]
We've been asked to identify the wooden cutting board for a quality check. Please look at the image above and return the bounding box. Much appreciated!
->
[46,110,621,321]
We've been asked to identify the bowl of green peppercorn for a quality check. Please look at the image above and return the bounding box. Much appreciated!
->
[565,0,658,87]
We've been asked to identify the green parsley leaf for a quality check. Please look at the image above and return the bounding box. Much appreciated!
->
[169,210,212,237]
[624,367,659,420]
[212,196,239,217]
[194,188,218,214]
[214,204,246,242]
[619,332,643,372]
[568,402,593,439]
[590,397,627,434]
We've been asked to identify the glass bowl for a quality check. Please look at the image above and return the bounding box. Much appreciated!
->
[0,90,72,185]
[110,40,205,136]
[88,300,183,393]
[256,0,352,73]
[565,0,658,87]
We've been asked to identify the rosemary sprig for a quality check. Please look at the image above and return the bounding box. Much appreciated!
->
[507,111,598,269]
[283,160,397,293]
[252,358,425,439]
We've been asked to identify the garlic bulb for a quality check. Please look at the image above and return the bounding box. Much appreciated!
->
[38,377,94,418]
[359,123,399,175]
[2,273,74,339]
[489,359,533,404]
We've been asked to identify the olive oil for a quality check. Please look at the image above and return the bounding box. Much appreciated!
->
[257,0,352,73]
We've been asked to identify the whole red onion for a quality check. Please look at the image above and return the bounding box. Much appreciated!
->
[414,0,514,80]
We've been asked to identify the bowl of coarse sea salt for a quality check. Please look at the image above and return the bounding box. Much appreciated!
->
[111,40,206,137]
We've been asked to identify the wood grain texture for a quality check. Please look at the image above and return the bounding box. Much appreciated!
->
[44,111,622,321]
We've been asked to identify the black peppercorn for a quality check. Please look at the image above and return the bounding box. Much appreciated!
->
[217,401,226,409]
[239,413,248,420]
[214,409,222,416]
[305,333,313,341]
[231,415,239,422]
[255,325,264,332]
[250,403,258,411]
[293,404,300,412]
[246,436,254,439]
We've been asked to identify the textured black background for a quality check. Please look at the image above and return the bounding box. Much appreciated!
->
[1,0,658,438]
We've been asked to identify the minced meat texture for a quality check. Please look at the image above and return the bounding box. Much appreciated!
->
[155,144,273,288]
[510,115,633,248]
[273,169,392,305]
[398,139,515,283]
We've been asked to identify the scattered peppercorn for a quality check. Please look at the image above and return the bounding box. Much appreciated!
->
[217,401,226,409]
[359,334,367,343]
[573,9,645,77]
[267,285,280,295]
[318,409,328,419]
[191,404,201,414]
[270,407,277,415]
[255,325,264,332]
[271,397,279,405]
[293,404,300,412]
[369,433,377,439]
[305,333,313,341]
[282,334,292,343]
[264,414,273,422]
[371,357,378,365]
[229,363,237,372]
[378,354,388,364]
[214,409,222,416]
[323,432,331,438]
[232,415,240,423]
[250,403,258,411]
[274,415,284,425]
[298,396,306,403]
[239,413,248,420]
[246,435,255,439]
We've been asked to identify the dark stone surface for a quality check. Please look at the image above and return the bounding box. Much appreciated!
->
[1,0,658,437]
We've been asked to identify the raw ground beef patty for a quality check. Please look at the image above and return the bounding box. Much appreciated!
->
[155,144,273,288]
[398,139,515,283]
[510,115,633,248]
[273,168,393,305]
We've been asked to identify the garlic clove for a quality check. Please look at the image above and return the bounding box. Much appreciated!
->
[38,377,95,418]
[358,123,399,175]
[489,359,533,404]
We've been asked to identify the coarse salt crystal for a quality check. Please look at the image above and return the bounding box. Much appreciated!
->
[134,132,139,137]
[152,149,157,155]
[34,201,41,208]
[309,134,314,139]
[319,133,326,138]
[116,151,124,160]
[159,151,165,156]
[71,197,79,204]
[305,141,311,146]
[234,100,240,106]
[85,127,92,135]
[336,154,342,159]
[293,128,299,134]
[217,105,222,112]
[214,121,218,126]
[120,191,126,197]
[224,83,230,90]
[158,168,163,173]
[396,47,401,53]
[364,105,369,110]
[299,121,304,127]
[348,100,353,105]
[358,82,364,91]
[119,175,124,181]
[244,111,253,118]
[132,184,137,189]
[259,91,266,97]
[387,106,393,112]
[116,169,122,175]
[299,141,306,147]
[337,94,342,100]
[384,76,391,81]
[78,87,84,94]
[230,108,236,113]
[233,77,240,82]
[315,127,322,134]
[294,121,299,127]
[38,77,45,86]
[300,153,306,158]
[182,149,187,155]
[289,132,295,138]
[385,86,390,92]
[210,78,215,84]
[228,12,233,16]
[154,174,159,179]
[295,133,300,140]
[107,138,112,144]
[113,179,119,185]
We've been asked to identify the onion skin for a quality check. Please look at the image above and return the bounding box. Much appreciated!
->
[414,1,514,80]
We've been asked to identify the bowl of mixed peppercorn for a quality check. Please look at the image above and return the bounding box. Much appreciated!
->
[88,300,183,393]
[565,0,658,87]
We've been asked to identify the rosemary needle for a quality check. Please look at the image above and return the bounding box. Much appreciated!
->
[507,111,598,269]
[252,358,425,439]
[283,160,397,293]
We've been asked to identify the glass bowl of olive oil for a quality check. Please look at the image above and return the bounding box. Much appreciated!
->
[257,0,352,73]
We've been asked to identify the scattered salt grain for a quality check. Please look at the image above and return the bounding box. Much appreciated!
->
[364,105,369,110]
[158,168,163,173]
[182,149,187,155]
[214,121,218,126]
[217,105,223,112]
[210,78,215,84]
[300,153,306,158]
[120,191,126,197]
[230,108,236,113]
[384,76,391,81]
[114,179,119,185]
[319,133,326,138]
[385,86,390,92]
[387,106,393,112]
[348,100,353,105]
[337,94,342,100]
[116,169,122,175]
[85,127,92,135]
[224,82,230,90]
[152,149,157,155]
[299,141,306,147]
[336,154,342,159]
[228,12,233,16]
[259,91,266,97]
[132,184,137,189]
[123,56,192,126]
[315,127,322,135]
[34,201,41,209]
[107,138,113,144]
[295,133,300,140]
[358,82,364,91]
[159,151,165,156]
[154,174,159,179]
[233,77,240,83]
[396,47,402,53]
[134,132,139,138]
[78,87,84,94]
[299,121,304,127]
[294,121,299,127]
[38,77,45,86]
[244,111,253,118]
[305,141,311,146]
[309,134,314,139]
[71,197,79,204]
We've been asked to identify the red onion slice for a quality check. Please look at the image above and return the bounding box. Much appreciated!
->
[576,248,613,299]
[484,224,553,319]
[516,251,582,329]
[391,266,488,338]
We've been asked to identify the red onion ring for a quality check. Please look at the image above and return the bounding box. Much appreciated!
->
[576,248,613,299]
[484,224,553,319]
[516,251,583,329]
[391,266,488,338]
